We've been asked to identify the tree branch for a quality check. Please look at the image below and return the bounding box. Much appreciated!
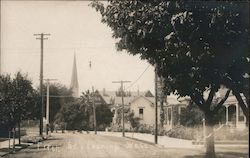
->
[213,89,230,113]
[206,86,216,107]
[233,89,249,120]
[190,93,206,112]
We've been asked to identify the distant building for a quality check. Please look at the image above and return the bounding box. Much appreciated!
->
[100,89,155,125]
[130,96,160,125]
[164,88,247,131]
[70,54,79,98]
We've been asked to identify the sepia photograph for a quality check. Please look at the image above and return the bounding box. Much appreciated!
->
[0,0,249,158]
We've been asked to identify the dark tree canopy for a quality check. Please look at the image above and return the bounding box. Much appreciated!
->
[43,83,74,123]
[0,72,38,130]
[91,0,249,119]
[91,1,249,157]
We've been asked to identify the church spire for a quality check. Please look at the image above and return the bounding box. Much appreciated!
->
[70,53,79,98]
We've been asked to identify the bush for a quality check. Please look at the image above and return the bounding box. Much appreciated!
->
[214,126,249,141]
[165,125,202,140]
[21,136,43,144]
[109,124,122,132]
[137,124,153,133]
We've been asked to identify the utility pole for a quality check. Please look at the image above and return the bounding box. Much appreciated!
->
[112,80,131,137]
[44,78,57,136]
[92,86,97,135]
[154,64,158,144]
[34,33,50,137]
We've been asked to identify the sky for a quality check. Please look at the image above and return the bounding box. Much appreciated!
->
[1,1,155,94]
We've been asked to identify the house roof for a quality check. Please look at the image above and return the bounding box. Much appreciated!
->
[99,89,154,105]
[167,95,182,105]
[130,95,155,105]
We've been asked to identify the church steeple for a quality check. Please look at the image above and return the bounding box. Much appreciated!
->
[70,54,79,98]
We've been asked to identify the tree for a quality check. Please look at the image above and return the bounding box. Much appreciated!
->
[91,1,249,157]
[95,105,113,130]
[180,101,225,127]
[126,111,140,132]
[55,90,113,131]
[0,72,38,145]
[42,83,74,124]
[54,101,89,131]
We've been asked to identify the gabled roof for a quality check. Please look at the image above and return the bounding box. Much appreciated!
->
[113,96,135,105]
[130,95,155,105]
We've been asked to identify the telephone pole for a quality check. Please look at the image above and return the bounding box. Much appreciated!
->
[44,78,57,136]
[112,80,131,137]
[34,33,50,137]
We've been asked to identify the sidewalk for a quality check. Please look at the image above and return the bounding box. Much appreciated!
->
[0,139,19,156]
[95,131,198,149]
[0,132,44,157]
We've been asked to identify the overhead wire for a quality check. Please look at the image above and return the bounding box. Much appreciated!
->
[125,64,151,90]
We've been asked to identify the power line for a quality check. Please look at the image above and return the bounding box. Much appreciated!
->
[125,64,151,90]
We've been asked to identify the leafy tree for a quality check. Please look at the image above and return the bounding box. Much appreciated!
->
[180,100,226,127]
[55,90,113,131]
[42,83,74,123]
[0,72,38,144]
[126,111,140,131]
[96,104,113,130]
[0,74,15,131]
[91,1,248,157]
[54,101,89,131]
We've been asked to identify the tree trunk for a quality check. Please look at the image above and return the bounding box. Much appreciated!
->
[8,130,11,149]
[205,114,216,158]
[12,127,16,153]
[18,121,21,144]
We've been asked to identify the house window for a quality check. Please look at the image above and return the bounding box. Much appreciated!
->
[139,108,144,119]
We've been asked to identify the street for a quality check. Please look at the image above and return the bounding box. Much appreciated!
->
[3,133,201,158]
[3,133,248,158]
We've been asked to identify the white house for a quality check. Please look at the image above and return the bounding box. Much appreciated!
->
[129,96,161,125]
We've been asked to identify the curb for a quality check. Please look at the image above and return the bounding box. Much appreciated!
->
[1,144,29,157]
[1,136,50,157]
[124,136,164,148]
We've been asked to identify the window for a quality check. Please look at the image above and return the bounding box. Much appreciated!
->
[139,108,144,119]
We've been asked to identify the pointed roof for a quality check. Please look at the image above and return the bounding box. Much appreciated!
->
[70,54,79,89]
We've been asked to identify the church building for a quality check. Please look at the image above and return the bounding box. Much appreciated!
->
[70,54,79,98]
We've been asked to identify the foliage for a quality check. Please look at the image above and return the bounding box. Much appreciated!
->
[91,2,248,156]
[42,83,74,123]
[0,72,38,130]
[137,124,153,133]
[54,101,89,130]
[180,99,228,127]
[165,125,203,140]
[55,90,113,131]
[126,111,140,131]
[214,126,249,141]
[91,0,249,123]
[96,104,113,130]
[109,124,122,132]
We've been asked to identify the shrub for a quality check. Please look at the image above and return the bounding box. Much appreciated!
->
[137,124,153,133]
[214,126,249,141]
[165,125,202,140]
[109,124,122,132]
[21,136,43,144]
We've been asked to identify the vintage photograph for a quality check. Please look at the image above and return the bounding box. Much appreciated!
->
[0,0,249,158]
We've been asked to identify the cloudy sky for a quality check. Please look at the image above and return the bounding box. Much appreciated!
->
[1,1,155,93]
